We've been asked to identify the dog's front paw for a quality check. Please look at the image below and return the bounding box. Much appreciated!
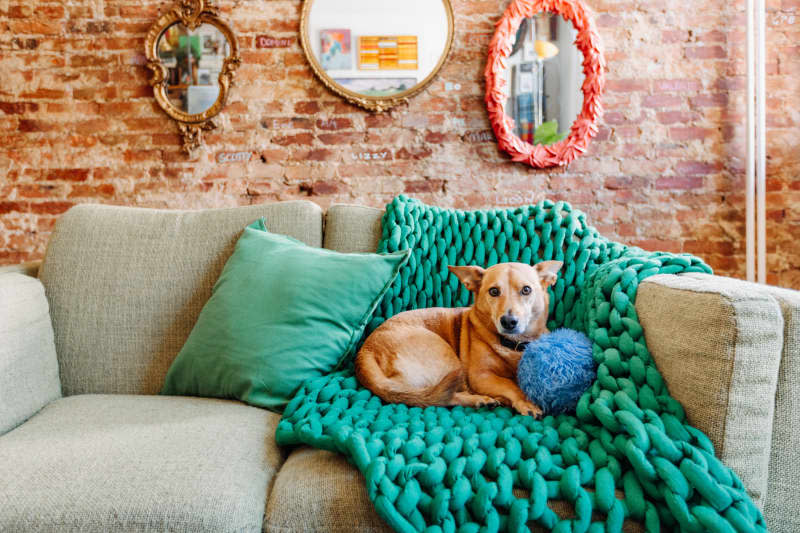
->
[512,400,543,419]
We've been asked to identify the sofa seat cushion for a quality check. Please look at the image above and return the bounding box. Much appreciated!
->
[264,447,392,533]
[265,447,643,533]
[0,395,285,533]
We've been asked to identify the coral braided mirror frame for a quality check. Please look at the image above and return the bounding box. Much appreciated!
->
[485,0,605,168]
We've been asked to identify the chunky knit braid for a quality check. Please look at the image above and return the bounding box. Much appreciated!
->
[276,196,768,533]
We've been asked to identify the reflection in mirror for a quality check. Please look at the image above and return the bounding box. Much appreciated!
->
[502,13,584,146]
[304,0,452,106]
[157,23,231,115]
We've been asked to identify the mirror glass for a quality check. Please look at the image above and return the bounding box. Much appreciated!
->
[306,0,451,98]
[156,22,231,115]
[502,13,584,146]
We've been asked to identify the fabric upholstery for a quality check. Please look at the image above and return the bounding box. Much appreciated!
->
[267,448,645,533]
[0,260,40,277]
[0,394,284,533]
[264,447,393,533]
[758,282,800,533]
[0,273,61,436]
[324,204,383,253]
[636,273,783,507]
[37,201,323,396]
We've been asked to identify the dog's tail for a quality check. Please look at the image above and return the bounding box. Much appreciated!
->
[355,350,463,407]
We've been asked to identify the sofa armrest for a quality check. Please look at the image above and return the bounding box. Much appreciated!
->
[634,273,783,508]
[0,273,61,436]
[0,260,41,277]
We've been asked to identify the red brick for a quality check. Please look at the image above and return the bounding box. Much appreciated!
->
[656,111,694,124]
[655,176,704,190]
[0,102,39,114]
[690,93,728,107]
[294,101,321,114]
[642,94,683,108]
[670,127,715,141]
[8,20,61,34]
[293,148,333,161]
[674,161,719,175]
[0,201,27,214]
[45,169,90,182]
[318,132,363,145]
[19,88,66,99]
[684,46,727,59]
[272,133,314,146]
[300,180,339,195]
[365,114,392,128]
[605,79,649,92]
[69,183,115,198]
[661,30,686,43]
[29,201,74,215]
[405,179,445,193]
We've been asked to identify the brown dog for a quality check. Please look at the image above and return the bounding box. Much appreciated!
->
[355,261,563,417]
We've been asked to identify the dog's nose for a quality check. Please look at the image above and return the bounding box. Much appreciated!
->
[500,314,518,331]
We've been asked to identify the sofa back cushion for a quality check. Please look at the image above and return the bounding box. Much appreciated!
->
[0,273,61,435]
[761,285,800,533]
[38,201,323,396]
[323,204,383,253]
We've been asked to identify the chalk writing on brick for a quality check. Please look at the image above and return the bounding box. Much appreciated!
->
[256,35,294,48]
[463,130,495,143]
[216,151,254,164]
[352,151,390,161]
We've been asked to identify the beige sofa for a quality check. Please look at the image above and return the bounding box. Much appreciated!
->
[0,200,797,533]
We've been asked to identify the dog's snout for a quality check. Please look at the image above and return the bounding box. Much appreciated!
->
[499,314,518,331]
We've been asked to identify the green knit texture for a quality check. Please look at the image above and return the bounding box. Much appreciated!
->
[276,196,768,533]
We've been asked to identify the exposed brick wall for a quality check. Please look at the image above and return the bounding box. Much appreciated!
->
[0,0,798,287]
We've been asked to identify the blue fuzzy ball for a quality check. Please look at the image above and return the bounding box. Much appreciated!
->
[517,328,596,416]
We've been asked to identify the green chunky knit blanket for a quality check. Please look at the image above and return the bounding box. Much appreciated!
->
[276,196,768,533]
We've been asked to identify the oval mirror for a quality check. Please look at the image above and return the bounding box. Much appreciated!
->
[486,0,605,168]
[300,0,455,112]
[145,0,241,155]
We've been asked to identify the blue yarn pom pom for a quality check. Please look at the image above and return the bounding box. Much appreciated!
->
[517,328,596,416]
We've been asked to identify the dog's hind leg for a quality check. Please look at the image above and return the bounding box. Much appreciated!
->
[449,392,500,409]
[356,326,464,406]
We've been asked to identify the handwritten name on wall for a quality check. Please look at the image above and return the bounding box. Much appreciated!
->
[256,35,294,48]
[216,151,254,164]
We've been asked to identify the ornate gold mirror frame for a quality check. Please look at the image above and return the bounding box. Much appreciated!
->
[299,0,455,112]
[145,0,241,155]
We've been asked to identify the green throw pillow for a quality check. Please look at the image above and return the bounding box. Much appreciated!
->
[161,219,409,412]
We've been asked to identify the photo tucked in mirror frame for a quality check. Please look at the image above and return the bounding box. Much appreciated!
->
[486,0,605,169]
[300,0,455,112]
[145,0,240,156]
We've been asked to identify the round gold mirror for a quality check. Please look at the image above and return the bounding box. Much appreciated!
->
[300,0,455,112]
[145,0,240,155]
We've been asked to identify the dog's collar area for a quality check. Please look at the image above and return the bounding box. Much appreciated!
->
[498,335,529,352]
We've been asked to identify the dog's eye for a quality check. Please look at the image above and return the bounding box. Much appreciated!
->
[521,286,532,295]
[488,287,500,297]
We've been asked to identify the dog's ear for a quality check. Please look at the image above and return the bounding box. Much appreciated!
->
[535,260,563,288]
[448,265,485,292]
